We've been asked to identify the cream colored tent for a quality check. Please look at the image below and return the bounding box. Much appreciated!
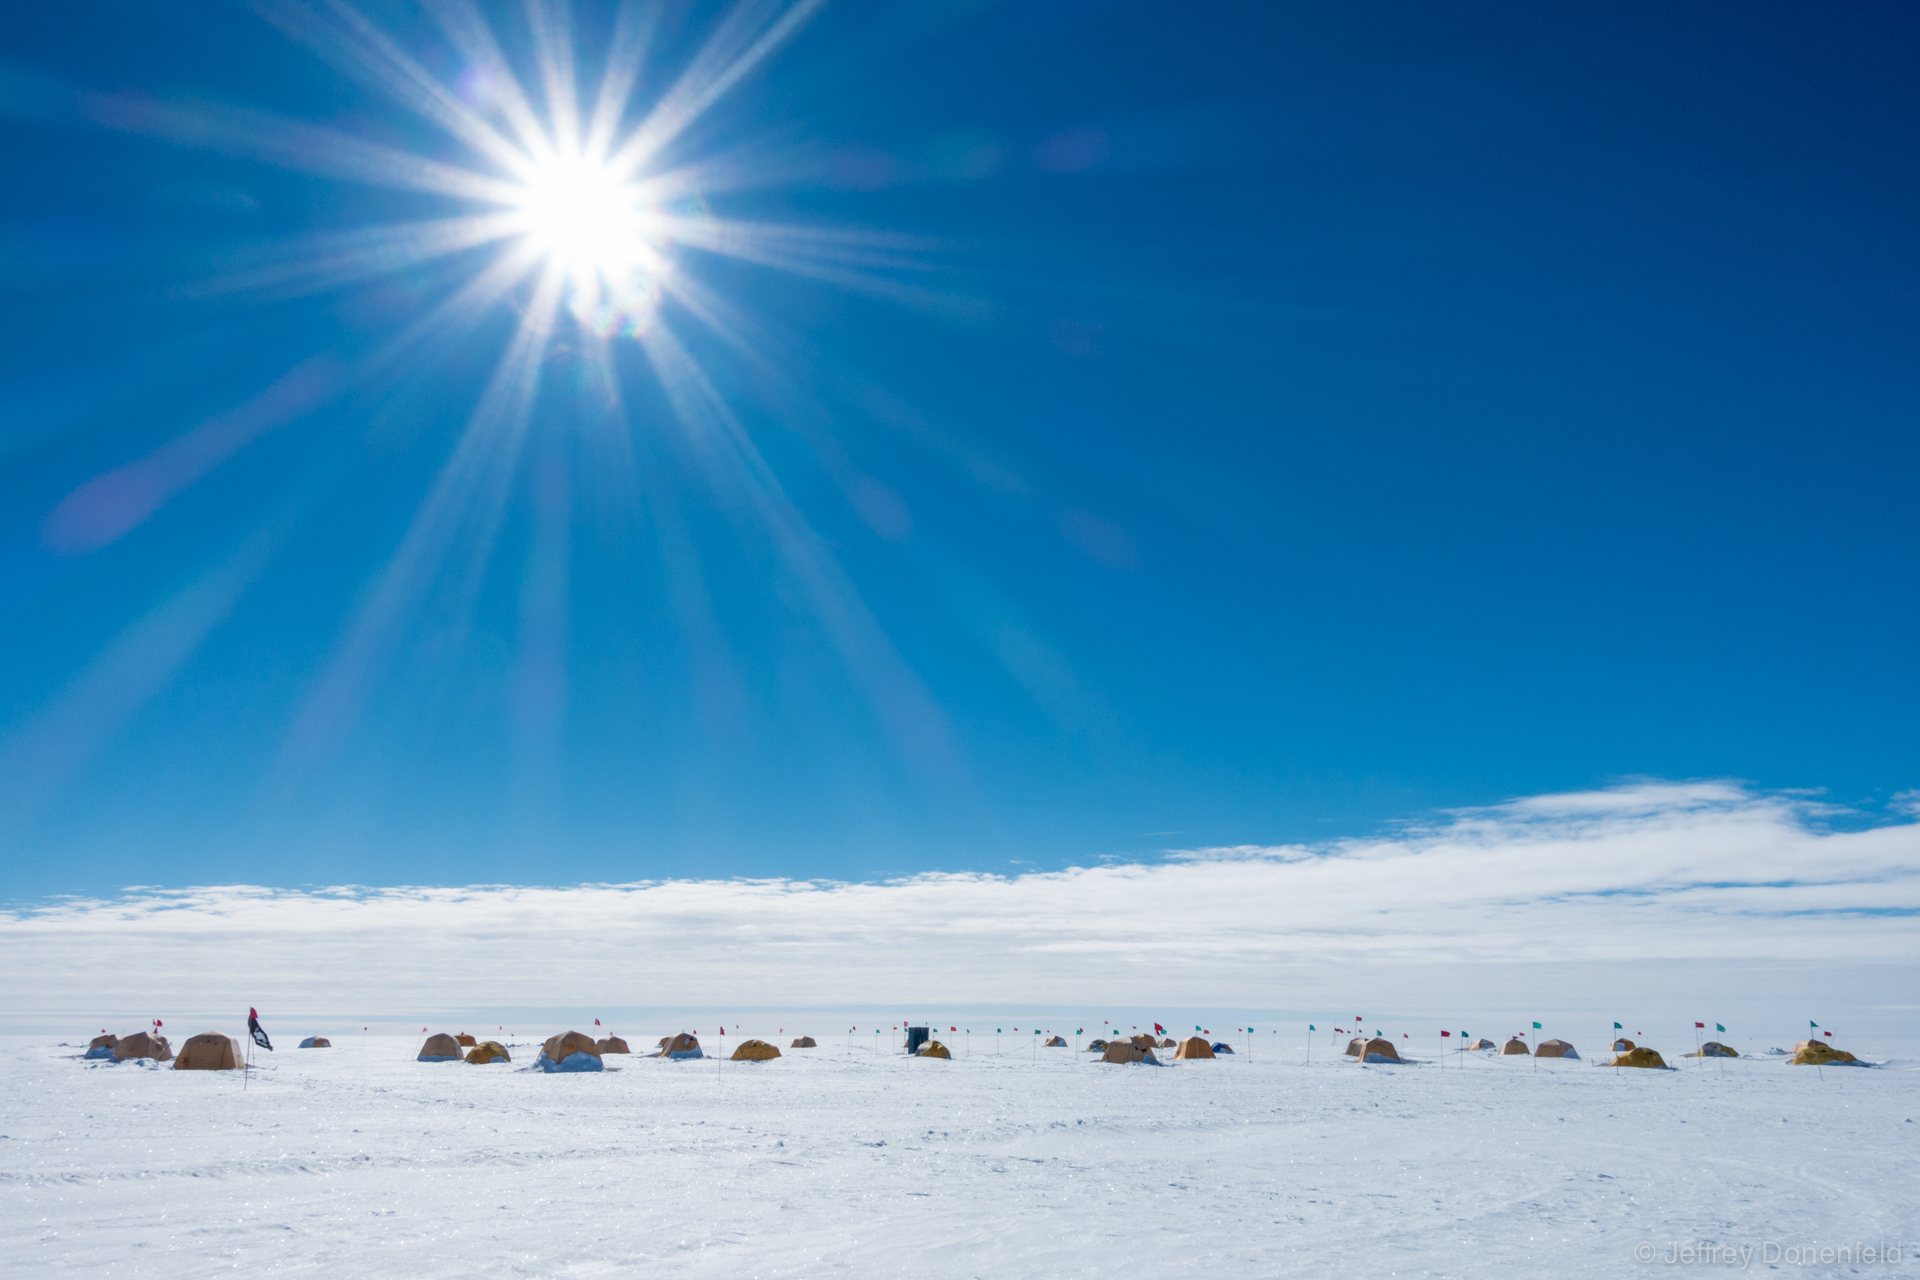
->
[1501,1038,1531,1056]
[916,1040,952,1059]
[1344,1038,1365,1058]
[1464,1038,1495,1051]
[174,1033,244,1071]
[1129,1034,1156,1051]
[1789,1039,1859,1065]
[1087,1039,1109,1052]
[465,1040,511,1064]
[1684,1041,1737,1058]
[1358,1037,1401,1064]
[1609,1046,1668,1068]
[1045,1035,1068,1047]
[1535,1039,1578,1059]
[455,1033,477,1047]
[596,1037,631,1054]
[1158,1038,1178,1048]
[1102,1041,1158,1064]
[731,1039,781,1061]
[791,1036,817,1048]
[1612,1038,1635,1052]
[114,1031,172,1062]
[1173,1036,1215,1059]
[299,1036,330,1048]
[660,1032,702,1059]
[418,1033,464,1061]
[88,1033,118,1051]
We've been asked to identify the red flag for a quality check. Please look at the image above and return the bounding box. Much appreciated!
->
[1824,1031,1832,1037]
[1441,1031,1451,1037]
[595,1019,600,1026]
[1154,1023,1165,1034]
[1694,1022,1705,1029]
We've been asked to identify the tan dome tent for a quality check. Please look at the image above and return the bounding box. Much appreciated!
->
[791,1036,817,1048]
[1359,1037,1401,1064]
[1130,1034,1156,1051]
[1344,1038,1365,1058]
[299,1036,331,1048]
[730,1039,781,1061]
[465,1040,511,1065]
[1789,1039,1859,1065]
[1087,1039,1109,1052]
[418,1033,464,1061]
[1501,1038,1531,1055]
[660,1032,702,1060]
[1174,1036,1215,1059]
[1158,1038,1178,1048]
[596,1037,631,1055]
[1464,1038,1495,1051]
[84,1033,118,1060]
[1102,1040,1158,1064]
[114,1032,172,1062]
[1612,1038,1635,1052]
[541,1031,601,1062]
[1045,1035,1068,1047]
[916,1040,952,1059]
[1535,1039,1579,1059]
[1684,1042,1737,1059]
[454,1033,477,1047]
[174,1033,245,1071]
[1609,1046,1668,1068]
[657,1037,672,1048]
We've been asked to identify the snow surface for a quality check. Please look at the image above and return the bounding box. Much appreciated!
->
[2,1034,1916,1277]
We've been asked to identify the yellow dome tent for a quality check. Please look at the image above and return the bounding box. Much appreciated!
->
[915,1040,952,1059]
[1612,1038,1635,1052]
[791,1036,817,1048]
[731,1039,781,1061]
[465,1040,511,1064]
[596,1037,631,1054]
[1129,1034,1156,1051]
[418,1033,464,1061]
[1087,1039,1109,1052]
[1684,1042,1737,1058]
[1789,1039,1859,1065]
[1609,1046,1668,1068]
[174,1033,245,1071]
[1358,1037,1401,1064]
[1174,1036,1215,1059]
[1535,1039,1579,1059]
[114,1031,172,1062]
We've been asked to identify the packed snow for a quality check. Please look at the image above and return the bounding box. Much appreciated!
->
[2,1033,1915,1276]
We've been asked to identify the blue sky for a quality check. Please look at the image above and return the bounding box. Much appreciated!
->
[2,1,1917,901]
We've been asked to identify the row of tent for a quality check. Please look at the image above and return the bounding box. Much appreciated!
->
[413,1030,807,1069]
[84,1031,246,1070]
[1084,1035,1230,1062]
[1342,1035,1858,1068]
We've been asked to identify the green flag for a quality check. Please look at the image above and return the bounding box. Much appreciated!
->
[1810,1021,1818,1029]
[1716,1023,1725,1033]
[1532,1022,1542,1030]
[1613,1022,1623,1029]
[1308,1024,1315,1031]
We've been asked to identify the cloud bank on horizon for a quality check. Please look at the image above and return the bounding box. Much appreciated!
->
[4,782,1915,1022]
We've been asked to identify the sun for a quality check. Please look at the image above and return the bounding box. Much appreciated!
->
[505,153,667,331]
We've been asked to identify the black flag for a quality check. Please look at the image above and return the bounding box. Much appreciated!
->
[248,1007,273,1052]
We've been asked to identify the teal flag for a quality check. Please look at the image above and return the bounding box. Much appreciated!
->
[1716,1023,1725,1032]
[1613,1022,1623,1029]
[1532,1022,1542,1030]
[1810,1021,1818,1028]
[1308,1024,1315,1030]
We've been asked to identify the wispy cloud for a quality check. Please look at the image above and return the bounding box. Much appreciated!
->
[3,783,1914,1024]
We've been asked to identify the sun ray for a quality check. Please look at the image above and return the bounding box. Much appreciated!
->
[523,0,582,158]
[418,0,559,166]
[606,0,827,181]
[254,0,541,182]
[583,0,661,164]
[189,212,526,300]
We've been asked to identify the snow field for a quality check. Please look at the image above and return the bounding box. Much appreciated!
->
[2,1035,1915,1277]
